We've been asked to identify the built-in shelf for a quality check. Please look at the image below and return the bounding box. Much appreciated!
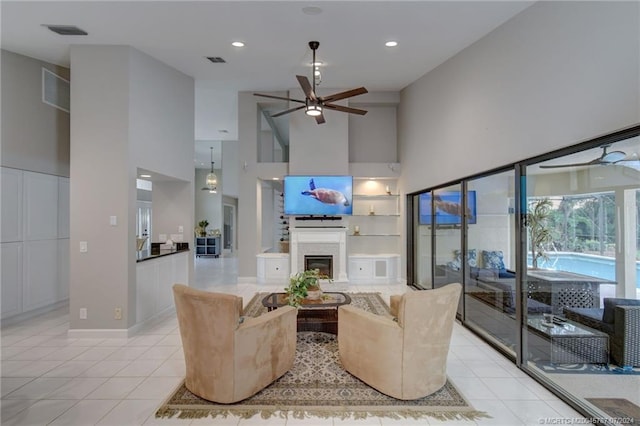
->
[350,179,401,256]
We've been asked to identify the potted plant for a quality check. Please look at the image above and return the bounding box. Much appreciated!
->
[197,220,209,237]
[285,269,332,307]
[527,198,553,269]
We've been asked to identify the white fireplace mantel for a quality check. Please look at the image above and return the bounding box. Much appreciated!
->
[289,227,348,282]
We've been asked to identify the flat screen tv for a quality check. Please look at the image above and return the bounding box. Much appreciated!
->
[284,175,353,216]
[419,191,477,225]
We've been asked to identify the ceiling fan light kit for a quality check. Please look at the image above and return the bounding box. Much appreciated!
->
[305,105,322,116]
[254,41,368,124]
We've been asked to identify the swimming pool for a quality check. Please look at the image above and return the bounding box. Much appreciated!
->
[530,252,640,288]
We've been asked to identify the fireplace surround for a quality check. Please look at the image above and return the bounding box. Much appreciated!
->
[289,227,348,282]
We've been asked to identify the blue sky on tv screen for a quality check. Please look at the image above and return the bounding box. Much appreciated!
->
[284,176,353,215]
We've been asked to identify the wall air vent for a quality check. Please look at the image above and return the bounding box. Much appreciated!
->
[206,57,226,63]
[44,25,88,36]
[42,68,70,113]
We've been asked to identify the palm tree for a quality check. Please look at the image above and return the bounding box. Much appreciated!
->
[528,198,553,269]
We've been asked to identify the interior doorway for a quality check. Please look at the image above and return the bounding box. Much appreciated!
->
[223,203,236,253]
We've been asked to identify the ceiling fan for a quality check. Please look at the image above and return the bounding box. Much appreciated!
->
[539,144,639,169]
[253,41,368,124]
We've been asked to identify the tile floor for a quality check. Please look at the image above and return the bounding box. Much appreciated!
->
[1,255,585,425]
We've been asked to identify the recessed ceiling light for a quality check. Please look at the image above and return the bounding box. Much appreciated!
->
[140,174,151,178]
[272,177,279,181]
[231,41,245,48]
[385,41,398,48]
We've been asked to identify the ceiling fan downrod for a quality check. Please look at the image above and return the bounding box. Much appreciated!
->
[309,41,319,95]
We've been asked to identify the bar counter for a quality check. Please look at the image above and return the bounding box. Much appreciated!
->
[136,248,190,263]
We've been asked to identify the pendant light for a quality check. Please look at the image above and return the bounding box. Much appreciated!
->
[202,147,217,193]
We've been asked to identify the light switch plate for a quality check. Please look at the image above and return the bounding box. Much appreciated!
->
[109,216,117,226]
[80,241,88,253]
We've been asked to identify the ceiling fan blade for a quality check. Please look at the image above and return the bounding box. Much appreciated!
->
[601,150,627,163]
[324,103,368,115]
[296,75,317,101]
[315,113,326,124]
[321,87,368,103]
[539,161,598,169]
[270,105,306,118]
[253,93,305,104]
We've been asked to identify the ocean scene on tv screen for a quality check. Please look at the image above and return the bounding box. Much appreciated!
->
[419,191,477,225]
[284,176,353,215]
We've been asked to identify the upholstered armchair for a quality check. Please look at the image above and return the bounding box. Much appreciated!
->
[338,283,462,400]
[172,284,297,403]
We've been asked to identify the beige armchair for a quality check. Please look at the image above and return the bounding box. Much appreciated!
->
[172,284,297,403]
[338,283,461,400]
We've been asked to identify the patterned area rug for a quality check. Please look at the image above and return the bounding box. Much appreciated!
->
[534,362,640,375]
[156,292,488,421]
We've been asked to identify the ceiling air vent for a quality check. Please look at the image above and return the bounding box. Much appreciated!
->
[206,57,226,64]
[44,25,88,36]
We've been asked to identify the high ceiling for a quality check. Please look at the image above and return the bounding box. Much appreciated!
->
[1,1,534,166]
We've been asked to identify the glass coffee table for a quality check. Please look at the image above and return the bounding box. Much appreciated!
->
[262,292,351,334]
[527,315,609,364]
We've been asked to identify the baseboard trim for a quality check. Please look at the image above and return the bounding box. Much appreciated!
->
[1,299,68,327]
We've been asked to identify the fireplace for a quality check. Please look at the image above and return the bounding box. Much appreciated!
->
[304,255,333,279]
[289,227,348,282]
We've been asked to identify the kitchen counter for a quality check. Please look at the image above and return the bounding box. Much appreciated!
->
[136,248,189,263]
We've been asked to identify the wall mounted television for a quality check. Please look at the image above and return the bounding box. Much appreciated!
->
[419,191,477,225]
[284,175,353,216]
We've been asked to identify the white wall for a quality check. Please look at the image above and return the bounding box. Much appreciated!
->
[222,140,240,197]
[399,2,639,193]
[69,45,194,331]
[288,88,349,175]
[398,1,640,279]
[1,50,70,176]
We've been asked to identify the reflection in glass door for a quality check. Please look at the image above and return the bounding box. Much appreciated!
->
[432,184,463,291]
[464,171,517,356]
[412,191,433,289]
[522,136,640,419]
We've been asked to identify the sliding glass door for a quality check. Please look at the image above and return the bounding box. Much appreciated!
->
[522,135,640,418]
[464,171,517,356]
[406,126,640,421]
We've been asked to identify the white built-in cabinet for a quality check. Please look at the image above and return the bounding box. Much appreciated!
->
[256,253,290,284]
[348,254,400,284]
[1,167,70,320]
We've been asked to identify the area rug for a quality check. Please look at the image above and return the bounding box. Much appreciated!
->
[586,398,640,423]
[156,292,489,421]
[534,362,640,375]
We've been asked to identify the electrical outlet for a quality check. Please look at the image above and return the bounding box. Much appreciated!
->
[178,225,184,233]
[114,307,122,320]
[79,308,87,319]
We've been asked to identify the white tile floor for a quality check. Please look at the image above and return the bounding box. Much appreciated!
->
[1,255,586,425]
